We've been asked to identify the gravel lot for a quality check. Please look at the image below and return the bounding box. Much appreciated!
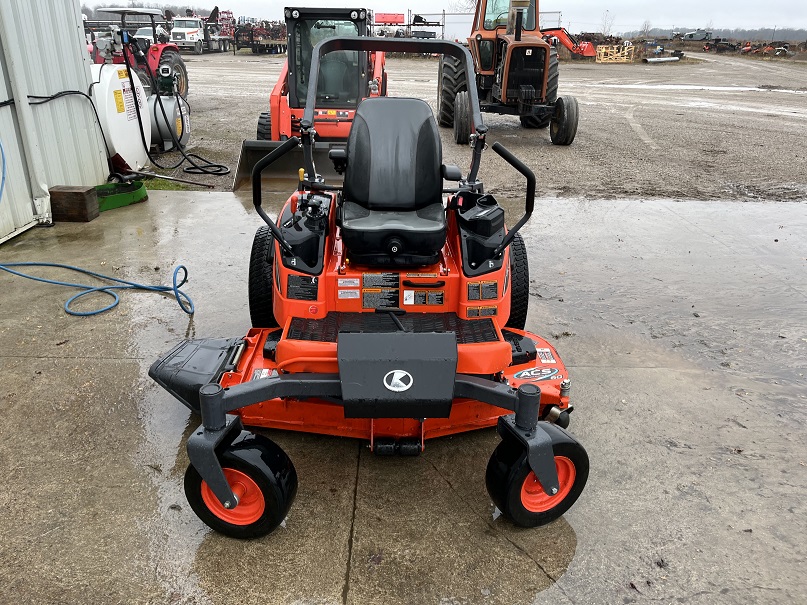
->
[168,50,807,202]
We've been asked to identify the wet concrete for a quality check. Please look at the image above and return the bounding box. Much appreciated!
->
[0,191,804,603]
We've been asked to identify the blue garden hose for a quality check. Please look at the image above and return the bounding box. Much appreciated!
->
[0,262,194,316]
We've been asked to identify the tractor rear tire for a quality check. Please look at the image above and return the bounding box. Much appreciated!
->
[506,232,529,330]
[550,95,579,146]
[437,55,466,128]
[453,90,470,145]
[249,226,279,328]
[131,66,153,98]
[256,111,272,140]
[159,50,188,98]
[519,47,557,129]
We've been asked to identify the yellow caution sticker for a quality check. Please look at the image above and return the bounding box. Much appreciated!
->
[117,69,129,80]
[176,116,183,137]
[327,110,336,115]
[113,89,125,113]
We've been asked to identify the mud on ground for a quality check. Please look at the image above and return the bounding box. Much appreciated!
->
[166,50,807,201]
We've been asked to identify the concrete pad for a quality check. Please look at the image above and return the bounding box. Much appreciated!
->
[0,191,805,604]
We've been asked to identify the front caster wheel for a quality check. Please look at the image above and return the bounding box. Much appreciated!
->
[485,435,588,527]
[184,432,298,539]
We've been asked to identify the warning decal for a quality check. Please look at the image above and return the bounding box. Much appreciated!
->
[362,272,399,308]
[113,90,125,113]
[468,306,497,317]
[287,275,318,301]
[403,290,444,305]
[467,281,498,301]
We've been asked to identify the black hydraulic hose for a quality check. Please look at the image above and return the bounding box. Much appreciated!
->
[490,142,535,257]
[251,137,300,255]
[120,38,229,177]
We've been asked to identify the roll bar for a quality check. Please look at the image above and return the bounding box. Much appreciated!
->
[301,37,485,135]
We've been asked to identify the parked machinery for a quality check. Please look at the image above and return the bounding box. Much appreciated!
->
[93,7,189,98]
[233,7,386,189]
[438,0,578,145]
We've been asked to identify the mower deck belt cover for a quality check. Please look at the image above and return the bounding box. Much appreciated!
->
[337,332,458,417]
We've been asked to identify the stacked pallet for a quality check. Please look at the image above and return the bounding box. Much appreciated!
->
[596,45,635,63]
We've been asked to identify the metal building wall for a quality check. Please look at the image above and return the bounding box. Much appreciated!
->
[0,0,107,243]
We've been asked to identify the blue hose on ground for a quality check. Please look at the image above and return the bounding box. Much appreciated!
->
[0,262,194,316]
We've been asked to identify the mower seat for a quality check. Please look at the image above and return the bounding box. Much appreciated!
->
[339,97,446,267]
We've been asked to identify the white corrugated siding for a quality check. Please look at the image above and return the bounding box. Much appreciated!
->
[0,0,107,243]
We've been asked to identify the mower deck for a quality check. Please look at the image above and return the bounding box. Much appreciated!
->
[150,322,570,445]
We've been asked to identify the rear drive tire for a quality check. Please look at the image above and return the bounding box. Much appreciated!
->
[437,55,466,127]
[506,232,529,330]
[248,226,279,328]
[131,66,153,98]
[550,96,579,146]
[453,90,470,145]
[158,50,188,98]
[256,111,272,140]
[520,115,550,129]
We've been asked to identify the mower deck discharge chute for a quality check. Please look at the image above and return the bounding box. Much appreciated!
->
[151,37,589,539]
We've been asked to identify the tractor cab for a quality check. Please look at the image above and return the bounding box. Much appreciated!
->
[285,8,372,108]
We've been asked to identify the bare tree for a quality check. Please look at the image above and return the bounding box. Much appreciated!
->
[449,0,477,11]
[641,19,652,37]
[600,10,615,36]
[705,20,714,30]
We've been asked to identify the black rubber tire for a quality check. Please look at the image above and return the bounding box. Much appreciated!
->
[131,66,153,98]
[184,432,298,539]
[248,226,279,328]
[437,55,466,127]
[453,90,470,145]
[485,432,588,528]
[158,50,188,98]
[505,232,529,330]
[194,40,203,55]
[519,47,557,129]
[256,111,272,140]
[550,95,579,146]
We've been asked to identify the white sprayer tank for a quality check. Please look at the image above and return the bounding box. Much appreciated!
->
[90,64,151,170]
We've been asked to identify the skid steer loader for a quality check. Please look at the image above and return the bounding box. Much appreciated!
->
[233,7,386,190]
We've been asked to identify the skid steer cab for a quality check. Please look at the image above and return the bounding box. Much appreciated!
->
[150,37,589,539]
[438,0,579,145]
[233,7,386,190]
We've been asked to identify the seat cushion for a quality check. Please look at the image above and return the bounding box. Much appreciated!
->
[341,200,446,258]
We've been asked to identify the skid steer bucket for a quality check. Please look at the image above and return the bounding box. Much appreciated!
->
[233,140,346,191]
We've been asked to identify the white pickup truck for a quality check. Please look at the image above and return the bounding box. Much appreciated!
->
[171,17,230,54]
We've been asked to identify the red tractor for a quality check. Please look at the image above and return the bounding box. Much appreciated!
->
[92,8,189,98]
[234,7,386,189]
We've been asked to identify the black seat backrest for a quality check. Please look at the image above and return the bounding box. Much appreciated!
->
[344,97,442,211]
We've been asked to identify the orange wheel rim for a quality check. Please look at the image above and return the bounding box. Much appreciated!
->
[520,456,576,513]
[201,468,265,525]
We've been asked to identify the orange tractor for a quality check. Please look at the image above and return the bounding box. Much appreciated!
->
[438,0,578,145]
[234,7,386,189]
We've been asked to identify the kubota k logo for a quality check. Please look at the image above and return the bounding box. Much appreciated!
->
[383,370,413,392]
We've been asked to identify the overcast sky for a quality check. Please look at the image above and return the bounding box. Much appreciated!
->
[92,1,807,38]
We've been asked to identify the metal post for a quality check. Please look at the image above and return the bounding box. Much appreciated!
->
[515,384,540,431]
